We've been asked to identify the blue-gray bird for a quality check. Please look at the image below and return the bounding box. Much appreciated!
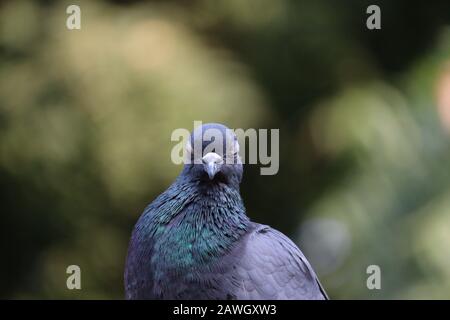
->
[124,123,328,300]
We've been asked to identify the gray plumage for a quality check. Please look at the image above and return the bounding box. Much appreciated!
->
[124,123,328,300]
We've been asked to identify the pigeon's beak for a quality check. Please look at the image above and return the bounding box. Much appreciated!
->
[202,152,223,180]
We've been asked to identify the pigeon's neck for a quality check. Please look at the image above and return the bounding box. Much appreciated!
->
[149,178,250,266]
[178,178,250,242]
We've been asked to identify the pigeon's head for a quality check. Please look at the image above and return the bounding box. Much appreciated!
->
[183,123,242,186]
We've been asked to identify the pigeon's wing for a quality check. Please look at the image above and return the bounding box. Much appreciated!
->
[231,224,328,300]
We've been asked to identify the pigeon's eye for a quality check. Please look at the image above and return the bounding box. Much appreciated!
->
[224,138,240,159]
[185,140,201,162]
[185,131,239,162]
[185,140,193,154]
[233,139,240,154]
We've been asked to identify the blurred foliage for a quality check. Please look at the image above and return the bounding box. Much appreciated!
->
[1,0,450,299]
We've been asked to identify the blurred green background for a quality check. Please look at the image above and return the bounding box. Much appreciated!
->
[1,0,450,299]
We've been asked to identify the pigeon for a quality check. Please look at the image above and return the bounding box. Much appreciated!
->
[124,123,328,300]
